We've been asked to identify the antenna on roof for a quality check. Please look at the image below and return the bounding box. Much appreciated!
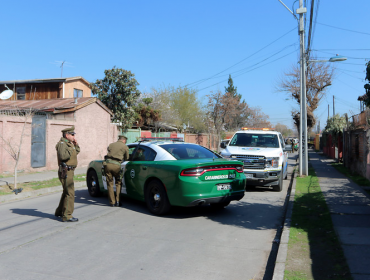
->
[60,61,65,77]
[0,84,14,100]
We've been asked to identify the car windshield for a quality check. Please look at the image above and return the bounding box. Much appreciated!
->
[159,144,220,159]
[229,133,280,148]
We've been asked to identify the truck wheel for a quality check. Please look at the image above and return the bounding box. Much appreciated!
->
[284,164,288,180]
[273,174,283,192]
[145,179,171,215]
[87,170,102,197]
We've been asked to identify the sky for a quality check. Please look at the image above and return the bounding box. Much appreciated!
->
[1,0,369,132]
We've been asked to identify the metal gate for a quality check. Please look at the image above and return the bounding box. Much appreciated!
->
[31,115,46,168]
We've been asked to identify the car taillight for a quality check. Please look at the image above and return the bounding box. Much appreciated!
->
[180,165,243,176]
[180,168,204,176]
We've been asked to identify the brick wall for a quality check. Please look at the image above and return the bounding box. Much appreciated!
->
[343,129,369,179]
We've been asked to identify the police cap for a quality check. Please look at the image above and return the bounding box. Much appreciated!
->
[61,126,76,135]
[118,135,127,140]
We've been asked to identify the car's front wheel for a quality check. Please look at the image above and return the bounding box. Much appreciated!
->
[273,173,283,192]
[87,169,101,197]
[145,179,171,215]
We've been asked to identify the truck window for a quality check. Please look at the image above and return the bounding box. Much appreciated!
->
[229,133,279,148]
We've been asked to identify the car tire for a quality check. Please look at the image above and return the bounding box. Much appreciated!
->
[145,179,171,215]
[284,164,288,180]
[210,201,230,209]
[273,174,283,192]
[87,169,102,197]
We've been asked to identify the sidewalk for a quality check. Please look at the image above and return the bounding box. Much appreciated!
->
[0,166,87,185]
[0,166,88,204]
[309,151,370,280]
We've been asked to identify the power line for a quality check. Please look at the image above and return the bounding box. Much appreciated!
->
[315,21,370,36]
[184,26,297,88]
[187,43,297,88]
[336,68,365,74]
[337,70,364,81]
[313,48,370,51]
[195,50,297,92]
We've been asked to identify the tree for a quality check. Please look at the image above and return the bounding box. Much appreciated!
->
[147,85,206,133]
[133,97,161,128]
[244,106,272,128]
[225,74,241,99]
[277,59,334,131]
[275,123,293,138]
[363,61,370,107]
[91,67,141,130]
[223,75,249,131]
[0,107,36,193]
[324,114,346,145]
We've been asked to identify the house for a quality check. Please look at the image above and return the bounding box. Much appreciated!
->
[0,97,118,174]
[0,77,91,101]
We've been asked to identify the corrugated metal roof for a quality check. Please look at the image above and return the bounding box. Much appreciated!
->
[0,97,113,116]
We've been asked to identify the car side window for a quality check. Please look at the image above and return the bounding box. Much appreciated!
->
[128,146,137,161]
[132,146,156,161]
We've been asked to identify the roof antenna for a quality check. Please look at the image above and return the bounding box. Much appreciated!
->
[60,61,65,77]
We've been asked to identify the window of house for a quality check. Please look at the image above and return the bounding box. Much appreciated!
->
[16,86,26,100]
[73,89,83,98]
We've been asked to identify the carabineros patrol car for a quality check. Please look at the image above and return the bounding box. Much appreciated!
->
[86,139,246,215]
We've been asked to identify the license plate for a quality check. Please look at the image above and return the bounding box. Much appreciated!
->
[217,184,231,190]
[245,174,253,178]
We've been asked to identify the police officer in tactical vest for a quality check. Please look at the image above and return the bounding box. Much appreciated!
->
[55,126,80,222]
[104,135,129,207]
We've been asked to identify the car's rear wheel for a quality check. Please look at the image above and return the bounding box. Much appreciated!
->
[273,173,283,192]
[210,201,230,209]
[87,169,101,197]
[145,179,171,215]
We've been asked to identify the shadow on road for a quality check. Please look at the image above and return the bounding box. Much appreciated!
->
[10,208,59,221]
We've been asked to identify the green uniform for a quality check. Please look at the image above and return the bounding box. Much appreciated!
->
[55,137,80,221]
[104,140,129,206]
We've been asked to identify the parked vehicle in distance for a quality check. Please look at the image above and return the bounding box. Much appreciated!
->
[220,128,290,192]
[220,139,230,153]
[86,139,246,215]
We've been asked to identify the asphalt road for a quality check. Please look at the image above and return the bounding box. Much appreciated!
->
[0,156,296,280]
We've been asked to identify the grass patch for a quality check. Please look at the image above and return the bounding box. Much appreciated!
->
[0,174,86,195]
[284,167,351,280]
[331,162,370,187]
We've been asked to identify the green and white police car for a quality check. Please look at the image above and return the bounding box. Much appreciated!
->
[86,139,246,215]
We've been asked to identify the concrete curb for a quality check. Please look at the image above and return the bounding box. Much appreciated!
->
[0,181,87,204]
[272,165,297,279]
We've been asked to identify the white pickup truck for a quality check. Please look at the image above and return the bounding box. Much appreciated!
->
[220,128,290,191]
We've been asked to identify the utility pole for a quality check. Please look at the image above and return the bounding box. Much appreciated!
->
[297,0,308,176]
[328,104,329,119]
[333,95,335,116]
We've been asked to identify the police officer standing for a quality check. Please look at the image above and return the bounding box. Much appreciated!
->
[104,135,129,207]
[55,126,80,222]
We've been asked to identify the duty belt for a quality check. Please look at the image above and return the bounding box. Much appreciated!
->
[105,158,122,166]
[67,166,76,171]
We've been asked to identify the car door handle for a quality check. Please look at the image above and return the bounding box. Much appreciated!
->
[142,166,147,170]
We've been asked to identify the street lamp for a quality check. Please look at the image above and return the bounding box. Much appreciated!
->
[308,55,347,63]
[279,0,347,176]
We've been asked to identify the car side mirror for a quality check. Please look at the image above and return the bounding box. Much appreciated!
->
[220,142,226,149]
[284,145,292,152]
